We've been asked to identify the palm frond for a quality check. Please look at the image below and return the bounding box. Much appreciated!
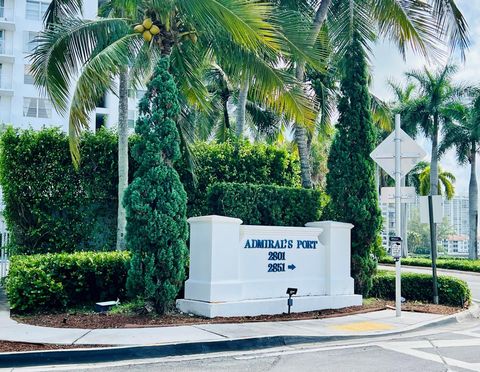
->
[30,17,131,114]
[43,0,83,27]
[68,33,142,166]
[177,0,280,52]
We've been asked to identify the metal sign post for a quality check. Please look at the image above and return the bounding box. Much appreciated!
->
[394,115,402,317]
[371,114,426,318]
[428,195,439,304]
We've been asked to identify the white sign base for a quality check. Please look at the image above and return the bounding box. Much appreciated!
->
[176,216,362,318]
[177,294,362,318]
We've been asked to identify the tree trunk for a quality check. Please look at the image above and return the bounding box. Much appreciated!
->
[429,115,439,264]
[236,80,249,137]
[116,69,129,251]
[294,0,332,189]
[295,126,312,188]
[469,148,478,259]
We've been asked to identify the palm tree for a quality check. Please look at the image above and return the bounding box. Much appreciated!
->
[289,0,469,188]
[401,65,463,198]
[31,0,320,249]
[439,95,480,259]
[411,163,456,200]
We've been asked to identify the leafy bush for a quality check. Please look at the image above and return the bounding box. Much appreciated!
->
[378,256,480,273]
[371,270,471,307]
[0,127,133,254]
[0,128,300,254]
[178,141,301,217]
[207,182,323,226]
[5,251,130,313]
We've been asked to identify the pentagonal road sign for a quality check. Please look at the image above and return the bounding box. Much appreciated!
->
[370,128,426,179]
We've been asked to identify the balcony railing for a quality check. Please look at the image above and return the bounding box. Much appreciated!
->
[0,7,15,22]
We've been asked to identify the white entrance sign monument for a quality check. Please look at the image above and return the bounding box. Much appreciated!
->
[176,216,361,318]
[370,115,427,318]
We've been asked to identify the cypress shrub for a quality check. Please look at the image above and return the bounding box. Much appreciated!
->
[207,182,323,226]
[123,57,188,314]
[323,32,382,296]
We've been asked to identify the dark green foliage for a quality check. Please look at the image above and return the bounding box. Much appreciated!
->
[0,127,133,254]
[323,32,382,296]
[379,256,480,273]
[371,271,471,307]
[5,251,130,313]
[208,182,323,226]
[0,128,299,254]
[178,141,301,217]
[123,57,188,314]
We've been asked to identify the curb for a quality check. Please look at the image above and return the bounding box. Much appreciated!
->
[1,304,478,369]
[379,264,480,277]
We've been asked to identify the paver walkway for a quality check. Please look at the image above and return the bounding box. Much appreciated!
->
[0,289,451,346]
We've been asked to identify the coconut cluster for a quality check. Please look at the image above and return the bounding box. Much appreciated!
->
[134,18,160,42]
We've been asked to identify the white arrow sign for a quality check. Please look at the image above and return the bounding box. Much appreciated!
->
[370,129,427,179]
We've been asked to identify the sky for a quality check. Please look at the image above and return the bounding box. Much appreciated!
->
[370,0,479,196]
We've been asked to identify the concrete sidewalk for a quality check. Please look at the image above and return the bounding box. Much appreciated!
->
[0,289,466,347]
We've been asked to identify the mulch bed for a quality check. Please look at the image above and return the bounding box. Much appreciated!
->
[12,299,462,330]
[0,341,102,353]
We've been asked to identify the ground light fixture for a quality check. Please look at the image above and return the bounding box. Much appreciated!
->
[286,287,297,314]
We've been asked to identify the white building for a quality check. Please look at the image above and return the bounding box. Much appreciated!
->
[0,0,142,131]
[443,196,469,237]
[441,234,469,256]
[380,195,475,256]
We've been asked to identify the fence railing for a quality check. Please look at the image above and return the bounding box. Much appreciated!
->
[0,247,7,280]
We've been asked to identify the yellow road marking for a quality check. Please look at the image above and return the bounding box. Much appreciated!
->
[331,321,395,332]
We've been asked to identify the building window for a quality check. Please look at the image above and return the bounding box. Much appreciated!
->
[24,65,34,84]
[128,110,136,128]
[0,0,4,18]
[23,31,40,53]
[0,30,4,54]
[95,113,107,131]
[25,0,50,21]
[23,97,52,118]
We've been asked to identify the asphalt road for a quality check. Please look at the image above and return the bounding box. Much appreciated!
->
[45,317,480,372]
[379,264,480,301]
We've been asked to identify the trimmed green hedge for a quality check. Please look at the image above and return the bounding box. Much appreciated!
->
[0,129,300,254]
[378,256,480,273]
[371,271,471,307]
[207,182,323,226]
[5,251,130,313]
[0,127,130,254]
[179,141,301,217]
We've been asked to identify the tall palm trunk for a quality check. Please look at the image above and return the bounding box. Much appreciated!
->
[236,80,249,137]
[294,0,331,188]
[469,147,478,259]
[429,115,439,260]
[116,68,129,251]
